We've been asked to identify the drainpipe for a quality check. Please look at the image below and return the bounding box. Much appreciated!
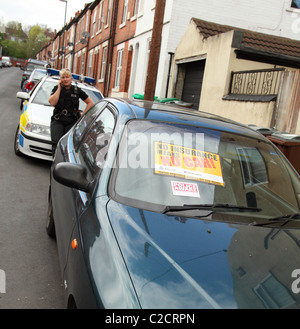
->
[165,52,174,98]
[105,0,119,97]
[70,23,77,72]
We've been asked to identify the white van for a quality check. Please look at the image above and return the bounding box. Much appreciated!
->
[2,56,12,67]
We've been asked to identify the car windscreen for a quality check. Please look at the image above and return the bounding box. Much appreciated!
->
[31,79,103,110]
[110,120,300,220]
[26,63,46,71]
[81,88,103,108]
[31,70,46,81]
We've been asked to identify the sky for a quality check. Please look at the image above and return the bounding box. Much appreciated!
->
[0,0,89,32]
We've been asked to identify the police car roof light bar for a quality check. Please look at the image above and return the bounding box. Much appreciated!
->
[46,68,96,85]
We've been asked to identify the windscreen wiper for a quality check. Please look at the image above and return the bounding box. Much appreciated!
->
[163,203,262,214]
[250,213,300,227]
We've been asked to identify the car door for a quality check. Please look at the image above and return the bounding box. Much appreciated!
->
[62,104,117,306]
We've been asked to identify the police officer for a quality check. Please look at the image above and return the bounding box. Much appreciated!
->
[48,68,93,155]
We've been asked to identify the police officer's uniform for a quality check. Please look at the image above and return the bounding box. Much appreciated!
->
[50,84,88,155]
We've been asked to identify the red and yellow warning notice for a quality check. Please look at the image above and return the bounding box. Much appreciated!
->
[154,142,224,186]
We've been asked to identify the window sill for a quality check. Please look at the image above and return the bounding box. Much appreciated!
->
[119,22,126,29]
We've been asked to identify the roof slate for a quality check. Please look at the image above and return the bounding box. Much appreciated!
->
[192,18,300,58]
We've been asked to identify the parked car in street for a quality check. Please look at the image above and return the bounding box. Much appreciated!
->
[22,68,47,93]
[2,56,12,67]
[15,68,104,161]
[20,58,50,88]
[19,68,47,109]
[47,97,300,309]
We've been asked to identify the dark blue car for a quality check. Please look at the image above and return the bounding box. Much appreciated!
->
[47,98,300,309]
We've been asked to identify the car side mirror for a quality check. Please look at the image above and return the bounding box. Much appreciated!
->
[16,91,30,100]
[53,162,91,192]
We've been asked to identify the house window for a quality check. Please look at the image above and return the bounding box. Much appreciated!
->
[97,1,103,31]
[138,0,144,15]
[100,46,107,80]
[291,0,300,8]
[92,10,97,36]
[106,0,112,25]
[122,0,128,24]
[133,0,139,16]
[88,51,93,77]
[114,49,123,88]
[85,12,89,32]
[223,68,284,102]
[77,18,84,43]
[81,52,85,75]
[73,54,78,74]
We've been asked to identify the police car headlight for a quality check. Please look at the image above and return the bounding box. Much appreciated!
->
[26,122,50,137]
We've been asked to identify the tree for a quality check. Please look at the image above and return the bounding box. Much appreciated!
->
[27,25,48,58]
[1,21,52,59]
[6,21,24,38]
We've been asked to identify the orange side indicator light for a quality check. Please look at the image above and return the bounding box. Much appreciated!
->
[72,239,78,250]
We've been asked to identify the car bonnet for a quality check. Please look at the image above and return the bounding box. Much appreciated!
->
[106,201,300,309]
[25,103,53,127]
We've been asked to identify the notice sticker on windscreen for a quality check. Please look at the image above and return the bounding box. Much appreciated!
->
[154,142,224,186]
[171,181,200,198]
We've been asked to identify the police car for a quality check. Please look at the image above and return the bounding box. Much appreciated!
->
[15,68,103,161]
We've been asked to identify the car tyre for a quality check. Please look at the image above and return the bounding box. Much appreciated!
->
[14,126,23,156]
[46,187,56,239]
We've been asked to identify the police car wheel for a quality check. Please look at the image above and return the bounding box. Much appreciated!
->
[46,186,56,239]
[14,126,23,156]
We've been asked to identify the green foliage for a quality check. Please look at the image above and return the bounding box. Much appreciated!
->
[1,21,51,59]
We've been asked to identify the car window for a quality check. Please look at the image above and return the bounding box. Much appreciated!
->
[31,70,46,81]
[26,62,47,71]
[73,101,107,148]
[110,120,300,219]
[32,80,55,106]
[77,107,115,180]
[80,88,103,106]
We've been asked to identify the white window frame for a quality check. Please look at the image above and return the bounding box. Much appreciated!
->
[97,1,103,31]
[81,51,85,75]
[92,9,97,37]
[121,0,128,24]
[134,0,138,15]
[114,49,123,88]
[100,46,107,80]
[88,50,93,77]
[106,0,112,26]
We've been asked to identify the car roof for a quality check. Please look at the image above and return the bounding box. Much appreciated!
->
[43,74,101,92]
[29,69,47,76]
[107,97,266,140]
[32,68,47,73]
[27,58,48,64]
